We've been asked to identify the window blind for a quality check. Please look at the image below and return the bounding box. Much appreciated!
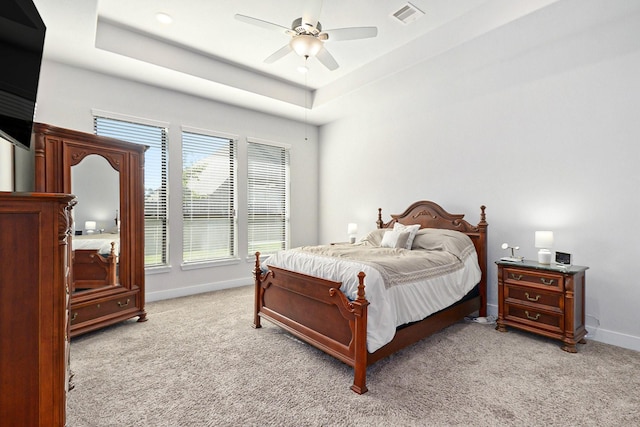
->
[247,141,290,257]
[182,131,236,263]
[94,116,169,267]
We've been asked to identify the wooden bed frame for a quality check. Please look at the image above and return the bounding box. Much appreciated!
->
[72,242,118,292]
[253,200,488,394]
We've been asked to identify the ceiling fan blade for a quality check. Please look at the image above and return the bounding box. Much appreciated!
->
[264,44,293,64]
[322,26,378,41]
[235,14,295,36]
[315,46,339,71]
[302,0,323,28]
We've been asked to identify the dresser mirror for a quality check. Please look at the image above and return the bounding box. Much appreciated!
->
[71,153,121,292]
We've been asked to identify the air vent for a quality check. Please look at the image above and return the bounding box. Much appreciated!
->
[392,2,425,25]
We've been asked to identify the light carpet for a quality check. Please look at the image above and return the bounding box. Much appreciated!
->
[67,285,640,426]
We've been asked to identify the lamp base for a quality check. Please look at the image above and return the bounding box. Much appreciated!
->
[538,249,551,264]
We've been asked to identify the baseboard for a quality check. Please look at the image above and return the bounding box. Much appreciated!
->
[586,326,640,352]
[146,277,252,302]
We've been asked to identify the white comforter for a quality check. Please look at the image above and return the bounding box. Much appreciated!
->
[262,229,481,352]
[72,233,120,255]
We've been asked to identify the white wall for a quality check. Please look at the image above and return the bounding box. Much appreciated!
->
[319,0,640,351]
[0,137,12,191]
[33,60,319,301]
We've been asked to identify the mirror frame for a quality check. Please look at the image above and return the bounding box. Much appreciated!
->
[33,123,147,299]
[67,143,129,295]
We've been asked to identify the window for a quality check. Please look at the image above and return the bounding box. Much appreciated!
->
[247,140,290,257]
[94,115,169,267]
[182,130,236,264]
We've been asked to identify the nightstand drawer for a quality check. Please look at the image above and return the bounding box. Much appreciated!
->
[504,303,563,333]
[502,268,563,290]
[505,285,562,309]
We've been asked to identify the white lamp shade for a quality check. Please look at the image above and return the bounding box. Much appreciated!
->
[535,230,553,264]
[290,35,323,57]
[535,231,554,248]
[84,221,97,230]
[347,223,358,244]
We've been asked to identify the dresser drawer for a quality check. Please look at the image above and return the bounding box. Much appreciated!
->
[70,292,139,327]
[504,303,563,334]
[502,267,563,290]
[505,285,562,310]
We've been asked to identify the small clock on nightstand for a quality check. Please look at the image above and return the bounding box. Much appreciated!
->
[495,259,589,353]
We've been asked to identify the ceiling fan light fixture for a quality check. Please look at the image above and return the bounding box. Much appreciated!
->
[155,12,173,25]
[290,35,323,57]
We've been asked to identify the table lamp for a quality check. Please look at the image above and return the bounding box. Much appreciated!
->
[84,221,97,235]
[347,223,358,244]
[535,231,554,264]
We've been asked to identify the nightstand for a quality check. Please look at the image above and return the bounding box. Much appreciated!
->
[495,260,588,353]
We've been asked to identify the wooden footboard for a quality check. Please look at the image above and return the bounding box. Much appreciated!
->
[72,244,117,291]
[254,253,370,394]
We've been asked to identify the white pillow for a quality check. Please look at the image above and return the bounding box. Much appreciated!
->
[392,223,420,249]
[380,230,410,249]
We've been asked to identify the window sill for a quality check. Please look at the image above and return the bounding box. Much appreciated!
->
[145,265,172,275]
[180,257,241,271]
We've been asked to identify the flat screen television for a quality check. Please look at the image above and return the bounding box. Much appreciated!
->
[0,0,46,151]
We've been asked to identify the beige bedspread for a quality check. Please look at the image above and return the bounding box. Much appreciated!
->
[294,228,476,289]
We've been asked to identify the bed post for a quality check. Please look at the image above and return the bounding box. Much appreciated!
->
[477,205,488,317]
[351,272,369,394]
[107,242,117,286]
[253,252,262,329]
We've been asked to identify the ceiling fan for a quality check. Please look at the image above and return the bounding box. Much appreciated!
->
[235,0,377,71]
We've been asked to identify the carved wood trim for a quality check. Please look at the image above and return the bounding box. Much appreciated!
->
[58,199,77,244]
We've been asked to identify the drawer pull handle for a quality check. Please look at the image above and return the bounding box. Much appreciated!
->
[525,310,541,321]
[117,298,130,308]
[70,312,78,321]
[525,292,540,302]
[510,274,523,280]
[540,278,555,285]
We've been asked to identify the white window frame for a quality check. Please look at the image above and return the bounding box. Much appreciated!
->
[247,137,291,258]
[181,126,238,268]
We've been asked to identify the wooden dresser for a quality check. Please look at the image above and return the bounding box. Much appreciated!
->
[495,260,588,352]
[0,192,75,426]
[33,123,147,337]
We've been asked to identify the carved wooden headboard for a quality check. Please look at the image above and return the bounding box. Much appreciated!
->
[377,200,485,232]
[376,200,488,310]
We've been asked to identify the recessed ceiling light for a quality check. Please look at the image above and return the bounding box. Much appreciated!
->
[297,65,309,74]
[156,12,173,24]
